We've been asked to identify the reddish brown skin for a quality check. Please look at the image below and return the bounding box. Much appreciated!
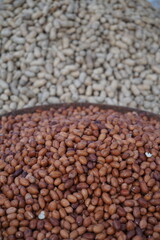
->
[0,105,160,239]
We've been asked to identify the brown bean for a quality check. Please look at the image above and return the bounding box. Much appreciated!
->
[108,204,116,215]
[77,183,89,190]
[120,170,132,178]
[99,167,107,176]
[19,178,30,186]
[113,220,121,231]
[132,236,143,240]
[44,176,54,184]
[60,229,69,238]
[50,171,61,178]
[96,232,107,240]
[126,220,135,231]
[139,218,147,229]
[111,177,118,187]
[50,234,59,240]
[7,213,17,220]
[140,181,149,194]
[37,232,45,240]
[77,141,87,149]
[70,229,78,239]
[27,185,39,194]
[138,198,148,208]
[102,193,112,205]
[50,217,60,226]
[93,224,104,233]
[117,232,127,240]
[29,219,37,229]
[6,207,16,214]
[7,226,17,235]
[48,201,57,211]
[24,211,34,220]
[133,207,140,218]
[67,194,77,203]
[83,217,91,227]
[95,210,104,220]
[107,226,115,235]
[83,233,95,239]
[64,179,74,188]
[61,199,70,207]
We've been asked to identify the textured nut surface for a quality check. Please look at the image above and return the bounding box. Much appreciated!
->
[0,0,160,115]
[0,105,160,239]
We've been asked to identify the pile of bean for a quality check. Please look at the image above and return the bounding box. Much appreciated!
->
[0,105,160,240]
[0,0,160,115]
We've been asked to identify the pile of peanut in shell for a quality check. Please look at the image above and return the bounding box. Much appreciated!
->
[0,105,160,240]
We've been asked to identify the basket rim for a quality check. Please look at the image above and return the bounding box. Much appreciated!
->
[0,103,160,120]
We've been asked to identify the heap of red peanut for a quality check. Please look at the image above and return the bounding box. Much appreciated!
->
[0,105,160,240]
